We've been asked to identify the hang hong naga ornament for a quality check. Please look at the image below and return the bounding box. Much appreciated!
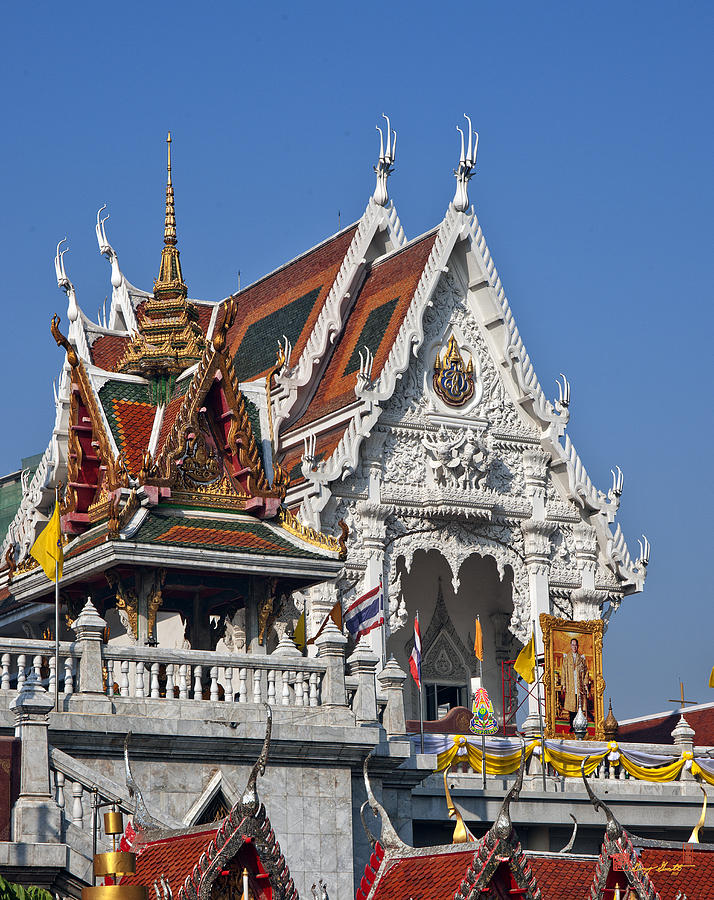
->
[433,335,475,407]
[469,687,499,736]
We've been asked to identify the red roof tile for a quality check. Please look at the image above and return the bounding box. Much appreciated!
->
[619,703,714,745]
[226,227,358,384]
[527,855,595,899]
[366,846,474,900]
[639,846,714,899]
[122,827,218,888]
[91,334,131,370]
[288,233,436,433]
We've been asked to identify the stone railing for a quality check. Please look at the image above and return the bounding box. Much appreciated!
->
[49,745,134,842]
[102,644,326,708]
[0,638,81,697]
[0,605,410,733]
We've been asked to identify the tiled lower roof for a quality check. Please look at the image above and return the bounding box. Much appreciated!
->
[123,827,218,889]
[526,856,595,899]
[133,513,327,559]
[365,846,473,900]
[638,846,714,899]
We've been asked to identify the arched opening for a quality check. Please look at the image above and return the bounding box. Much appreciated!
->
[388,548,515,724]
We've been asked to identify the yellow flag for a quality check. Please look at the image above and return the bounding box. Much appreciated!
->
[709,665,714,689]
[513,635,535,684]
[293,611,306,651]
[473,618,483,662]
[30,503,63,582]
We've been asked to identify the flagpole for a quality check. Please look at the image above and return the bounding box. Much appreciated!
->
[417,610,424,754]
[532,618,547,792]
[477,616,486,790]
[380,578,387,669]
[54,487,60,713]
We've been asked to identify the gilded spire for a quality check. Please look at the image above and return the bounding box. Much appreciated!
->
[117,132,205,387]
[164,131,177,245]
[154,130,187,301]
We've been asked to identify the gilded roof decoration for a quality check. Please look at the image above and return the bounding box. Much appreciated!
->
[433,334,475,407]
[117,134,206,382]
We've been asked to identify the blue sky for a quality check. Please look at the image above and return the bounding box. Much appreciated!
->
[1,2,712,719]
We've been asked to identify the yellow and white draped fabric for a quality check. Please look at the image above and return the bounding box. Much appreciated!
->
[414,734,703,783]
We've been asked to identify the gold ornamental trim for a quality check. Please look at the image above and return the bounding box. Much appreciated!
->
[277,507,341,555]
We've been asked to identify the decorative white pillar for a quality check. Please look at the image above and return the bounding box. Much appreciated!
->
[10,672,61,842]
[355,498,387,664]
[72,598,107,695]
[521,517,555,738]
[315,618,348,706]
[377,657,408,737]
[346,644,379,724]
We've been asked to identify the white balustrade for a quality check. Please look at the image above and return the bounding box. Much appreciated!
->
[210,666,219,702]
[55,770,65,810]
[253,669,261,704]
[193,665,202,699]
[151,663,160,699]
[72,781,84,828]
[0,640,79,695]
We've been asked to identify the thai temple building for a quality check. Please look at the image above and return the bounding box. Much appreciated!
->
[0,120,712,898]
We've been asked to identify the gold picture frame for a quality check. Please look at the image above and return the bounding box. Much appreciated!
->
[540,614,606,741]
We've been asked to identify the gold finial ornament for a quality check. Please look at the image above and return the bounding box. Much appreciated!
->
[117,132,206,385]
[688,782,708,844]
[603,699,619,740]
[443,770,470,844]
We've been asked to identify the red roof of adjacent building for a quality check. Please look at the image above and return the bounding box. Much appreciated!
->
[618,702,714,745]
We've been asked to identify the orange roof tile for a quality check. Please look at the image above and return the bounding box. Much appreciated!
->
[288,233,436,432]
[638,846,714,899]
[225,227,358,384]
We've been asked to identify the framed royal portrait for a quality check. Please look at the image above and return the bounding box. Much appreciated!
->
[539,614,605,740]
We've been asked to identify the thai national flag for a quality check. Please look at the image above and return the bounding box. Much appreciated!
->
[344,581,384,641]
[409,613,422,690]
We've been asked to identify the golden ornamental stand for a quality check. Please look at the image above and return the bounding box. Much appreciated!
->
[82,810,147,900]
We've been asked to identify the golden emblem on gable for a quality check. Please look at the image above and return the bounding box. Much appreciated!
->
[433,335,475,407]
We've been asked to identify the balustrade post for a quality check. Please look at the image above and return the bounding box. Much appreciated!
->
[210,666,219,702]
[151,662,160,699]
[377,657,408,737]
[71,599,108,696]
[64,657,75,695]
[314,619,347,707]
[225,667,233,701]
[10,671,61,841]
[672,715,696,782]
[1,652,9,690]
[346,644,380,725]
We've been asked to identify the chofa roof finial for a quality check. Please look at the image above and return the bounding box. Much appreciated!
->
[492,739,525,841]
[124,731,160,830]
[373,114,396,207]
[452,114,479,213]
[239,703,273,817]
[581,757,622,841]
[443,770,473,844]
[362,751,407,852]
